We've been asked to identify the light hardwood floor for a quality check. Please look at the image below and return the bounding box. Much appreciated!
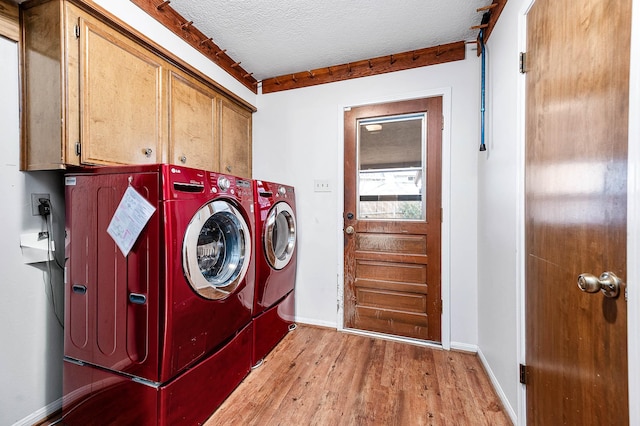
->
[204,325,512,425]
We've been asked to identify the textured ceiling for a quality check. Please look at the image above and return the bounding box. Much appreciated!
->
[169,0,492,81]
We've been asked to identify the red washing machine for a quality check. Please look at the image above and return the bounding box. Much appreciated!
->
[62,164,255,425]
[252,180,297,366]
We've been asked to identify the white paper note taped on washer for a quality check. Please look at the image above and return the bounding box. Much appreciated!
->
[107,186,156,256]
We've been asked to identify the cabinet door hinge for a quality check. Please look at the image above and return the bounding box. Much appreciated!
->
[519,52,527,74]
[74,24,80,39]
[519,363,528,385]
[75,141,81,156]
[442,115,444,131]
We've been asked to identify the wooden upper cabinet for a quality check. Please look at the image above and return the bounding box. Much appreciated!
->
[219,97,252,179]
[21,0,70,169]
[168,70,218,171]
[20,0,253,175]
[78,13,164,166]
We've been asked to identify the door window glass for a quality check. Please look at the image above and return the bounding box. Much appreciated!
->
[183,200,251,299]
[265,202,296,270]
[197,211,245,286]
[357,114,426,220]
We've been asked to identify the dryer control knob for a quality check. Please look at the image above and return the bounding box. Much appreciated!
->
[218,176,231,192]
[278,186,286,196]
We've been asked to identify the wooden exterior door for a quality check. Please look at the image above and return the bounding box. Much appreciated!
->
[344,97,442,342]
[525,0,631,424]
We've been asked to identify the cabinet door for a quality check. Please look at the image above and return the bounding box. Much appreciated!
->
[21,0,68,169]
[219,98,252,178]
[78,15,164,165]
[168,70,217,171]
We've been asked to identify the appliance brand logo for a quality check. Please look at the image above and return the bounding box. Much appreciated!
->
[170,167,181,174]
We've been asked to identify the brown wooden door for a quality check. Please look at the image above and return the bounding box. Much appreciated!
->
[344,97,442,342]
[525,0,631,423]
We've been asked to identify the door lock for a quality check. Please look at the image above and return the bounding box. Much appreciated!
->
[577,272,621,298]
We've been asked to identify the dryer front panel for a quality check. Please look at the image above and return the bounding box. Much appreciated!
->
[183,199,252,300]
[253,180,297,314]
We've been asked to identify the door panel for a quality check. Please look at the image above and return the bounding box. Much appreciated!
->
[219,98,252,178]
[344,97,442,342]
[168,70,217,171]
[79,16,164,165]
[525,0,631,423]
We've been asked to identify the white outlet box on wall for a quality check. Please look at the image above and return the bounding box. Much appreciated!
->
[314,179,332,192]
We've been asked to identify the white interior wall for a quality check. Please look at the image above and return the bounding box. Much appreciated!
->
[253,47,480,348]
[475,0,523,422]
[0,37,65,425]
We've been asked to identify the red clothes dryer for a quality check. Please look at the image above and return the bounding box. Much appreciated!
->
[63,164,255,425]
[252,180,297,366]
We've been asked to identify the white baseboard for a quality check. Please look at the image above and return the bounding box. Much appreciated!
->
[450,341,478,353]
[12,397,62,426]
[477,348,517,425]
[294,316,337,329]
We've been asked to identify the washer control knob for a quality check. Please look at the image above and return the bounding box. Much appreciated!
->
[218,176,231,192]
[278,186,286,196]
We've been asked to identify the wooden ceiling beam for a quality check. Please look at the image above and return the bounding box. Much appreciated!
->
[130,0,259,93]
[130,0,509,94]
[261,41,466,94]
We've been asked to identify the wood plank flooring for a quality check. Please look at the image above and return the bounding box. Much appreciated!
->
[204,325,512,425]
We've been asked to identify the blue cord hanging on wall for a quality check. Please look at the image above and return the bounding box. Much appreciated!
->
[479,12,490,152]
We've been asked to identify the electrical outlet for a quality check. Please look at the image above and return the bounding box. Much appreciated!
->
[31,193,50,216]
[314,180,332,192]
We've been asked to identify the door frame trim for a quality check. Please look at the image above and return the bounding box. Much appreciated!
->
[627,0,640,423]
[336,87,452,350]
[517,1,534,424]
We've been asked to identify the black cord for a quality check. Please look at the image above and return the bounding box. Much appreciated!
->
[42,199,65,328]
[46,210,65,270]
[44,258,64,329]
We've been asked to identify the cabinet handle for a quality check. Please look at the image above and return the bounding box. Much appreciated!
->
[143,148,153,157]
[225,165,232,172]
[179,155,187,163]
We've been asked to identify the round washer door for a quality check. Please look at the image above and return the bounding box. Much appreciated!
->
[183,200,251,300]
[264,201,296,270]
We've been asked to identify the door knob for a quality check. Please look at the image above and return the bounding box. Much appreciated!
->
[345,225,355,235]
[577,272,621,298]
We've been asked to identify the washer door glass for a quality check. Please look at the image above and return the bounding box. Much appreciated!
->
[183,200,251,300]
[264,202,296,270]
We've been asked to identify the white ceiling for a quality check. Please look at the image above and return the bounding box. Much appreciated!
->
[169,0,492,81]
